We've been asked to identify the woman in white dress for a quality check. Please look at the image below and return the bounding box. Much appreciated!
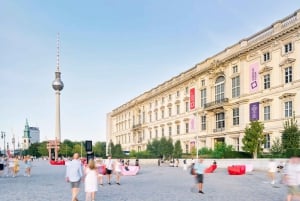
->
[85,159,98,201]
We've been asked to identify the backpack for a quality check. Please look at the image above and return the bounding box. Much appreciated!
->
[190,164,196,175]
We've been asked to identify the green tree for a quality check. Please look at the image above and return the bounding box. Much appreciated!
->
[147,139,161,157]
[173,140,183,158]
[37,141,49,156]
[282,115,300,157]
[159,137,174,159]
[212,142,233,158]
[59,142,72,157]
[270,137,283,156]
[242,121,265,159]
[113,144,124,158]
[93,142,106,157]
[166,137,174,158]
[27,143,41,157]
[73,143,86,157]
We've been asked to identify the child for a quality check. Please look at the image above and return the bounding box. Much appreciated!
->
[85,159,98,201]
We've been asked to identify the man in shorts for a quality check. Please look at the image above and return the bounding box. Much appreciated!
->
[66,153,83,201]
[193,158,206,194]
[105,155,113,185]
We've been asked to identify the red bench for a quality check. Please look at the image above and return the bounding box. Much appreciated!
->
[205,164,217,173]
[228,165,246,175]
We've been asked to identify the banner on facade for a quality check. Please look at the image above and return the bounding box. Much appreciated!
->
[190,115,195,132]
[190,140,195,152]
[249,102,259,121]
[190,88,195,110]
[249,62,259,93]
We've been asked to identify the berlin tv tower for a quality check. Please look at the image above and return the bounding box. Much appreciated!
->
[52,33,64,142]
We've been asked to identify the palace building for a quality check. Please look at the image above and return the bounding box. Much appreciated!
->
[106,9,300,154]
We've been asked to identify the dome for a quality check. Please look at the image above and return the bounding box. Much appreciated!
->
[52,79,64,91]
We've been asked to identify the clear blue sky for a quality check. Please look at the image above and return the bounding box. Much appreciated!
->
[0,1,299,146]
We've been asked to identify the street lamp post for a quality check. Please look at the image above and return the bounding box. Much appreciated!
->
[7,142,9,156]
[12,135,15,156]
[1,131,6,157]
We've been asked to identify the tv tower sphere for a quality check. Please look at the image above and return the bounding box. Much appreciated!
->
[52,71,64,91]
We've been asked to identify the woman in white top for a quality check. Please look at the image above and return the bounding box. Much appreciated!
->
[114,159,122,185]
[85,159,98,201]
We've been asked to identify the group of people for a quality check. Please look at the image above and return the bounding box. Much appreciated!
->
[65,153,123,201]
[0,155,32,178]
[191,156,300,200]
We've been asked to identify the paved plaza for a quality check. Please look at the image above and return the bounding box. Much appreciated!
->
[0,160,287,201]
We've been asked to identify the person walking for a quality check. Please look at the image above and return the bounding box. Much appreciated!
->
[268,159,277,185]
[12,156,20,177]
[24,155,32,177]
[193,158,206,194]
[284,156,300,201]
[66,153,83,201]
[104,155,113,185]
[84,159,98,201]
[95,158,105,186]
[114,159,122,185]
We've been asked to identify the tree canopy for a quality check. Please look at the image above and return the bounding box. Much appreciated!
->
[242,121,265,159]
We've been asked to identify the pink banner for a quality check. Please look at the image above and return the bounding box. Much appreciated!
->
[190,88,195,110]
[190,115,195,132]
[249,62,259,93]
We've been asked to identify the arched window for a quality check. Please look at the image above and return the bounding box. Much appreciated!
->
[215,76,225,103]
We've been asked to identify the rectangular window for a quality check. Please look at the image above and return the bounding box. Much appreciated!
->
[155,111,158,121]
[168,94,172,100]
[176,90,180,97]
[142,112,145,123]
[285,67,292,83]
[155,129,158,138]
[264,106,270,120]
[185,102,189,112]
[176,105,180,115]
[176,124,180,135]
[201,115,206,131]
[284,42,293,53]
[263,52,270,62]
[155,100,158,106]
[162,97,164,104]
[233,108,239,126]
[200,88,207,108]
[232,76,240,98]
[168,107,172,117]
[264,74,271,89]
[149,103,152,109]
[185,87,189,95]
[201,79,205,87]
[161,110,164,119]
[216,112,225,129]
[185,123,189,133]
[264,134,270,149]
[168,126,172,136]
[232,65,238,73]
[285,101,293,118]
[161,127,164,137]
[149,114,152,122]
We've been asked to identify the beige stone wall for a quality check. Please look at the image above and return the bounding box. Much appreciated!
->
[107,9,300,154]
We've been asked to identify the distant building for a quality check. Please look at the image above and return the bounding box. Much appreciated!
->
[22,119,31,150]
[29,127,40,144]
[22,119,40,150]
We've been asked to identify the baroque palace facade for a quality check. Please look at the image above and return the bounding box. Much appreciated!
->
[107,9,300,154]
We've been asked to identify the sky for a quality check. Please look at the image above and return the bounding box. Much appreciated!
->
[0,0,299,147]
